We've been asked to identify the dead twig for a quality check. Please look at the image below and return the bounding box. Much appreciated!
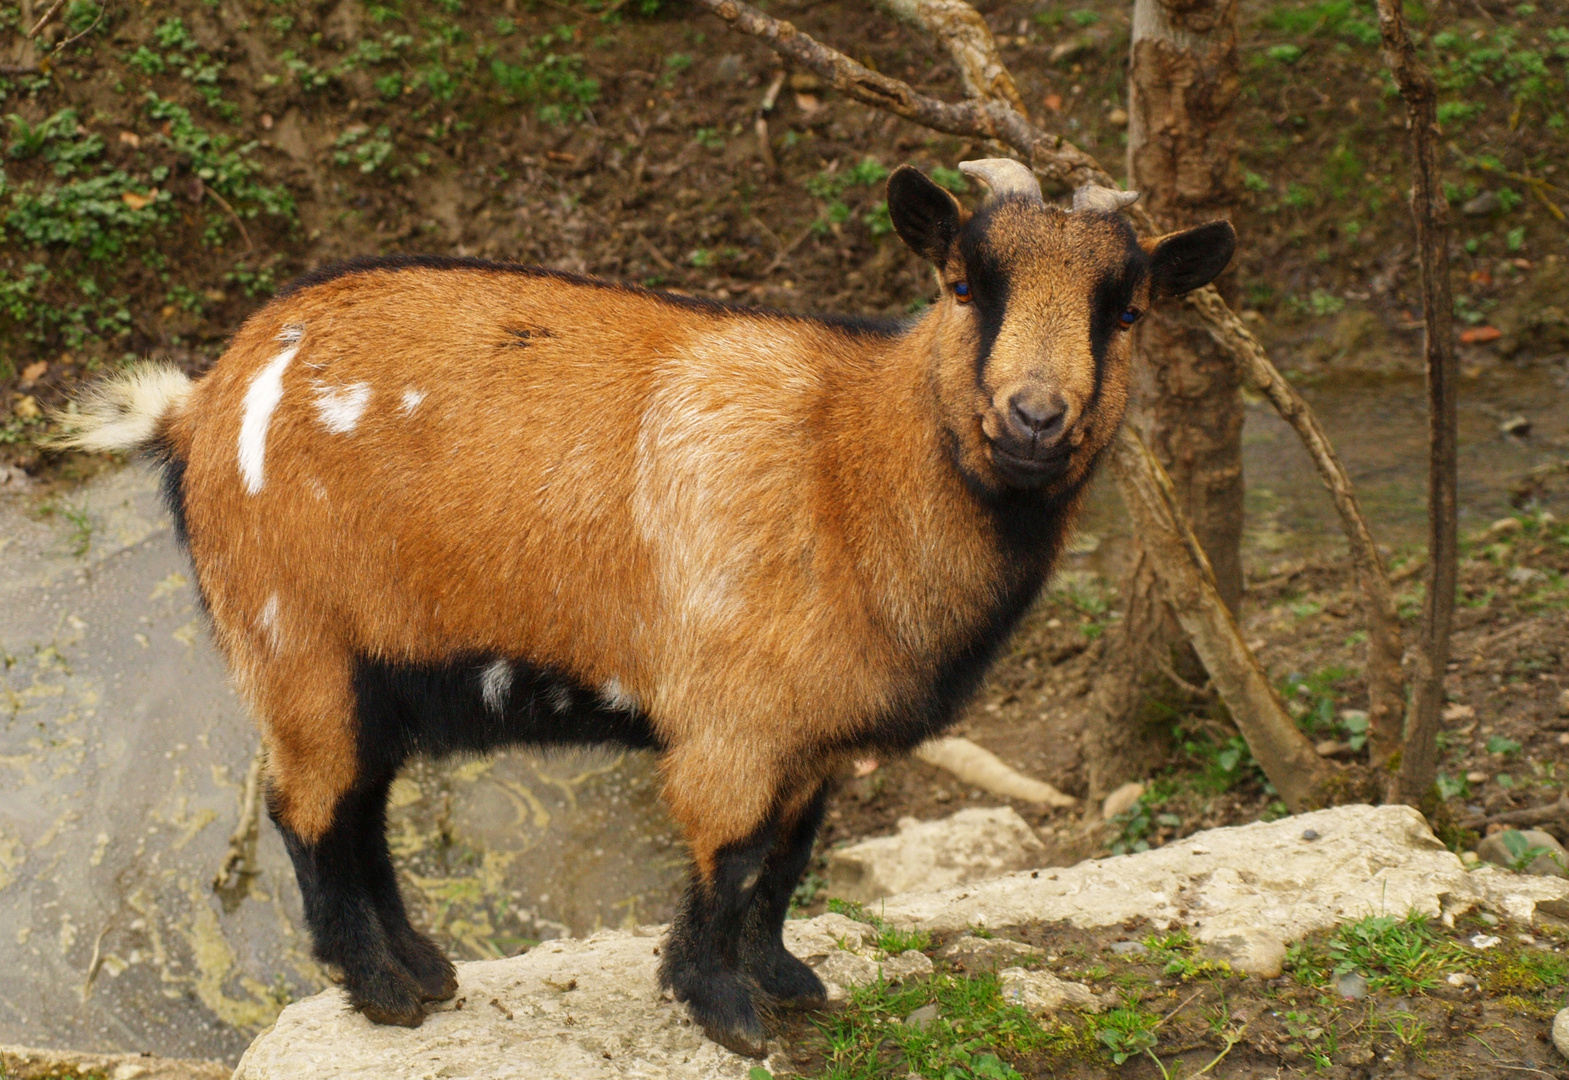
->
[1460,793,1569,832]
[755,69,786,174]
[26,0,68,38]
[1154,654,1214,701]
[635,231,676,271]
[50,0,105,53]
[763,221,816,274]
[213,745,267,893]
[201,184,254,254]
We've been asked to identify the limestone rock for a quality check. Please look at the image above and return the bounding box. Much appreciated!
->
[997,968,1103,1015]
[1201,927,1288,977]
[1477,829,1569,878]
[232,929,777,1080]
[782,913,931,1002]
[235,805,1569,1079]
[1554,1006,1569,1059]
[0,1045,228,1080]
[877,804,1569,950]
[825,807,1045,903]
[937,934,1045,973]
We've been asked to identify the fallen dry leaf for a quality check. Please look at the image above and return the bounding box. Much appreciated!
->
[121,189,157,211]
[1044,93,1063,113]
[793,92,820,114]
[118,131,141,148]
[12,395,41,420]
[20,360,48,384]
[1459,325,1502,344]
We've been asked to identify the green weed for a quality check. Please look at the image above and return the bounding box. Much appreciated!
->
[818,971,1074,1080]
[825,898,935,955]
[1324,913,1469,994]
[491,28,599,124]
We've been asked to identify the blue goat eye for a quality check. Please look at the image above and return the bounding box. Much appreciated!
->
[954,282,972,302]
[1118,307,1140,327]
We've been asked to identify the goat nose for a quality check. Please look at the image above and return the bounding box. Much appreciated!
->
[1009,391,1068,443]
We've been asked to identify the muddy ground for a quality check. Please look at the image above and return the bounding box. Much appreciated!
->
[772,912,1569,1079]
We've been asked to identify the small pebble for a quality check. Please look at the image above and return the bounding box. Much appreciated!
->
[1466,770,1489,784]
[1336,971,1369,1000]
[1470,934,1502,950]
[1446,972,1480,990]
[1553,1007,1569,1059]
[904,1003,939,1030]
[1301,829,1320,841]
[1478,912,1500,926]
[1109,940,1148,957]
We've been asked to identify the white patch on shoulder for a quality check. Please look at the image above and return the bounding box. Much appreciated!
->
[238,337,302,494]
[633,326,821,633]
[307,478,329,502]
[400,388,426,415]
[257,593,282,652]
[314,382,373,434]
[547,684,573,715]
[481,660,512,714]
[600,677,638,714]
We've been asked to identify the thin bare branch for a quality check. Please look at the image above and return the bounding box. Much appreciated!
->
[1378,0,1460,807]
[1460,794,1569,832]
[1182,287,1405,774]
[1109,427,1333,812]
[868,0,1029,117]
[26,0,67,38]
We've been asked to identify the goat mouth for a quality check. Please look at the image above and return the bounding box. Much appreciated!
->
[988,443,1071,487]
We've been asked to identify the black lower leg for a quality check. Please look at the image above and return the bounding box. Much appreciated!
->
[344,783,457,1002]
[659,822,779,1057]
[272,777,430,1026]
[741,783,830,1008]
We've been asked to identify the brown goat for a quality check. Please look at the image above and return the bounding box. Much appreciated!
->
[62,160,1234,1055]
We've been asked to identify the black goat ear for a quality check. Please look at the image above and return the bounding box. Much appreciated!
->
[887,165,966,265]
[1144,220,1237,298]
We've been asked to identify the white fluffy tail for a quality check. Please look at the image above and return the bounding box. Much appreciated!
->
[53,363,194,454]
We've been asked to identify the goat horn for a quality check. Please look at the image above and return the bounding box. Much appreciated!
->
[1072,185,1141,213]
[957,158,1043,203]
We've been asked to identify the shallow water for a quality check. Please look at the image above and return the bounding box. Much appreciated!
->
[0,467,685,1062]
[1069,365,1569,579]
[2,364,1567,1062]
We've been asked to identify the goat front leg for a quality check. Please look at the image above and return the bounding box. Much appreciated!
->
[656,743,787,1057]
[740,780,831,1009]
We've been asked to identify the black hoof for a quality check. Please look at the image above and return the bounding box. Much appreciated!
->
[391,930,459,1002]
[349,967,427,1027]
[703,1017,770,1059]
[753,950,826,1011]
[666,965,772,1057]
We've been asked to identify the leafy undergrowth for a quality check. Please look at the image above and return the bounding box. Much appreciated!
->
[765,910,1569,1079]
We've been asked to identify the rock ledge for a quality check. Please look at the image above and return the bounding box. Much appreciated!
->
[234,804,1569,1080]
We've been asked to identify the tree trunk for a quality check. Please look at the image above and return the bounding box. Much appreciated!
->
[1086,0,1242,802]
